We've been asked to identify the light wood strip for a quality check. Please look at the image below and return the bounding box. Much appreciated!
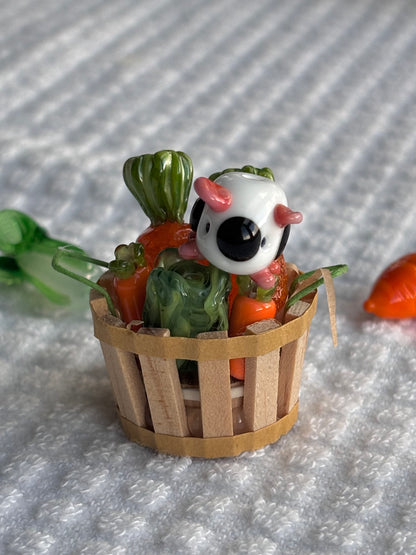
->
[278,301,310,418]
[138,328,189,437]
[100,341,147,427]
[197,331,233,438]
[244,319,281,432]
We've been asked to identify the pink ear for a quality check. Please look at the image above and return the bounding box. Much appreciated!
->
[194,177,232,213]
[274,204,303,227]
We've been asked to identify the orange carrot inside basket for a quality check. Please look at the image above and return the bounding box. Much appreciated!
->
[229,294,277,380]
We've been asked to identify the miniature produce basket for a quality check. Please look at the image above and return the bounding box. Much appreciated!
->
[90,273,319,458]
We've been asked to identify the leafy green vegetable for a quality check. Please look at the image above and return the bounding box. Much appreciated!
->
[143,256,231,338]
[143,254,231,382]
[209,165,274,182]
[123,150,193,226]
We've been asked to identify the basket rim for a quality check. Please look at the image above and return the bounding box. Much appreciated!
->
[90,289,318,361]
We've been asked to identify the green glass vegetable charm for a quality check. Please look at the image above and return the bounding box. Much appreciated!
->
[0,209,95,306]
[143,249,231,338]
[143,249,231,381]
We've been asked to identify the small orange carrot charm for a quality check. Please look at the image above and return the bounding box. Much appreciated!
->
[363,253,416,318]
[110,242,150,324]
[228,287,277,381]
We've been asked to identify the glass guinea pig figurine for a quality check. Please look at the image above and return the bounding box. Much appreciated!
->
[179,172,302,289]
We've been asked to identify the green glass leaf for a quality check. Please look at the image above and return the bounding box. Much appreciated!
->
[0,256,26,284]
[108,259,135,279]
[155,247,184,269]
[0,209,48,256]
[114,242,146,267]
[52,246,116,315]
[0,209,108,309]
[286,264,348,309]
[235,274,276,302]
[123,150,193,226]
[209,165,275,182]
[0,254,71,304]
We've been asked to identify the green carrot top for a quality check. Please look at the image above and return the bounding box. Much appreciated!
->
[123,150,193,227]
[209,165,275,182]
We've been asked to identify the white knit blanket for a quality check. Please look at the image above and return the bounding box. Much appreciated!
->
[1,1,415,553]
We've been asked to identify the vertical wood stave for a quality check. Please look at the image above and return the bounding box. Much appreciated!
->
[197,331,233,438]
[243,319,281,431]
[100,341,147,428]
[278,300,311,418]
[138,328,189,437]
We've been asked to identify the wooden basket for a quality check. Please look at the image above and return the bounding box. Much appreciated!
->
[90,285,318,458]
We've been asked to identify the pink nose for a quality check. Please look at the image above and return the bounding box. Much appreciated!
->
[194,177,232,212]
[274,204,303,227]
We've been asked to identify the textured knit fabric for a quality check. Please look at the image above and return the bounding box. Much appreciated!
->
[1,1,416,553]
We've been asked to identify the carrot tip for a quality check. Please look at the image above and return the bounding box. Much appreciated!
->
[363,298,376,313]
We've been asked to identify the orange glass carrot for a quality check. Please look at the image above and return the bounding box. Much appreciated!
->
[137,220,191,267]
[123,150,193,267]
[227,255,288,318]
[228,258,289,380]
[110,243,150,324]
[363,253,416,318]
[113,265,150,324]
[229,292,277,380]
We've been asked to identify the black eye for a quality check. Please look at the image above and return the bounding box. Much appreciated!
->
[217,217,261,261]
[190,198,205,232]
[205,222,210,233]
[261,237,266,248]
